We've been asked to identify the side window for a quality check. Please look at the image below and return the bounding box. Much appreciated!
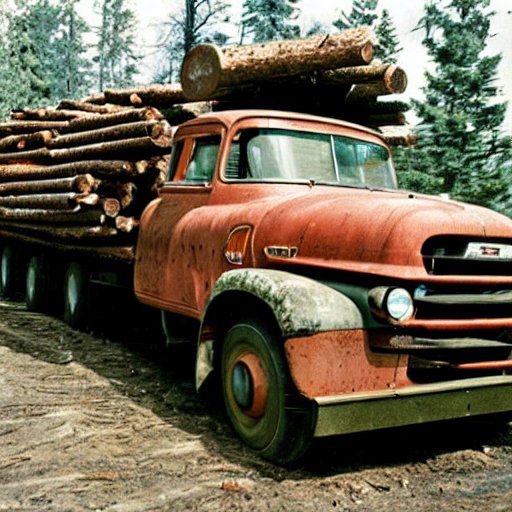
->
[167,141,184,180]
[184,136,221,183]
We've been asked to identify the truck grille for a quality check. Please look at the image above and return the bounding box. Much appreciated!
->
[414,290,512,320]
[422,235,512,276]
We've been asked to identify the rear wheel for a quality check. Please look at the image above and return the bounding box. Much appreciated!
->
[221,318,315,464]
[63,262,90,329]
[0,245,22,299]
[25,254,57,312]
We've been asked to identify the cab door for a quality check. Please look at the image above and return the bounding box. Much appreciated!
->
[135,124,223,317]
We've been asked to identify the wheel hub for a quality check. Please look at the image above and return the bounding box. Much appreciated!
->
[26,264,36,301]
[1,253,8,290]
[231,353,268,419]
[67,273,79,314]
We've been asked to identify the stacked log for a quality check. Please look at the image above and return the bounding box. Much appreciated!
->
[0,106,172,263]
[177,26,411,141]
[83,26,413,144]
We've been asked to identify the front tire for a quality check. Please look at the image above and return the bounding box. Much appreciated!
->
[221,318,315,464]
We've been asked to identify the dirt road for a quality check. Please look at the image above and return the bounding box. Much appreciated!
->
[1,298,512,511]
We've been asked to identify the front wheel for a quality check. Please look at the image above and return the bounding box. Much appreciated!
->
[221,318,315,464]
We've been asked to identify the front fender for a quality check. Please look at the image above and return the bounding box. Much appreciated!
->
[210,268,364,336]
[196,268,364,390]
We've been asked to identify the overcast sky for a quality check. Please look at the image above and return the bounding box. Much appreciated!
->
[81,0,512,132]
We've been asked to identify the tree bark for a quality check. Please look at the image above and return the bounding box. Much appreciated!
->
[0,221,120,241]
[162,102,213,123]
[0,134,171,164]
[11,108,93,121]
[103,84,186,107]
[378,126,418,146]
[80,92,107,105]
[344,71,408,103]
[0,147,51,164]
[0,161,137,181]
[0,192,98,210]
[62,107,164,134]
[0,174,97,196]
[48,135,172,162]
[0,121,69,136]
[181,27,375,100]
[318,64,407,91]
[0,206,106,225]
[355,112,407,126]
[0,131,53,152]
[56,99,123,114]
[97,181,136,209]
[47,120,172,149]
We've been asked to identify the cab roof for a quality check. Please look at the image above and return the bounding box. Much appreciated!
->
[179,109,385,140]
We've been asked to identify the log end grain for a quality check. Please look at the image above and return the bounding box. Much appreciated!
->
[181,44,223,101]
[130,93,143,105]
[383,66,408,94]
[360,41,374,64]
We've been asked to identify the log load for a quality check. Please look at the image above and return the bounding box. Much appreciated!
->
[0,105,172,256]
[103,84,186,107]
[71,26,414,142]
[181,27,375,101]
[0,26,416,261]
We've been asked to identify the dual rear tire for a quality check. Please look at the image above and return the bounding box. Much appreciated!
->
[0,244,91,328]
[25,255,89,328]
[25,254,56,313]
[0,245,22,299]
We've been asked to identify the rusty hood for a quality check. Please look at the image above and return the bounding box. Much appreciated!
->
[250,186,512,280]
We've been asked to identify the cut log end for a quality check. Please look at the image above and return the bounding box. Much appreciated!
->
[383,65,408,94]
[360,42,374,64]
[181,44,223,101]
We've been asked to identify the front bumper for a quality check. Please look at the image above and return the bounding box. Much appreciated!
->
[313,375,512,437]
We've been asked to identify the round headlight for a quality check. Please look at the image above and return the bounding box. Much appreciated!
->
[386,288,414,321]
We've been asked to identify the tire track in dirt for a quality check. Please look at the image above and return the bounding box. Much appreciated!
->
[1,300,512,511]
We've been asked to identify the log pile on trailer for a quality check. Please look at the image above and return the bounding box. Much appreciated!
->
[87,26,415,145]
[0,26,414,263]
[0,106,173,263]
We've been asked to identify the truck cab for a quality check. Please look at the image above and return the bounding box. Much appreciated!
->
[134,110,512,463]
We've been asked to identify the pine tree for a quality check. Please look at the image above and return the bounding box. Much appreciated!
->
[24,0,91,101]
[374,9,401,63]
[4,2,50,109]
[333,0,401,63]
[53,0,92,99]
[396,0,510,209]
[0,1,13,119]
[154,0,231,83]
[240,0,300,44]
[95,0,140,90]
[333,0,378,32]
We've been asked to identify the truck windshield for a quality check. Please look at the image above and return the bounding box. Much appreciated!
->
[225,128,396,189]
